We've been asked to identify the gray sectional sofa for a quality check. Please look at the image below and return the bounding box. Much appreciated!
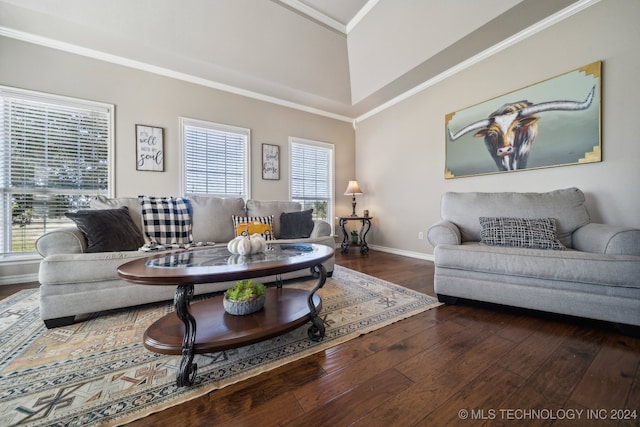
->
[428,188,640,330]
[36,196,335,328]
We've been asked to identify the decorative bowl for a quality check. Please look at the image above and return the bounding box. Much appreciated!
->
[223,294,266,315]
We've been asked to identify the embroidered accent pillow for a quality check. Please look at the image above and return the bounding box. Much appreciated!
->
[232,215,274,240]
[65,206,144,253]
[139,196,193,248]
[479,217,566,250]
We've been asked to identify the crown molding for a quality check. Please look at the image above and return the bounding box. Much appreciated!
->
[346,0,379,34]
[276,0,346,33]
[275,0,379,35]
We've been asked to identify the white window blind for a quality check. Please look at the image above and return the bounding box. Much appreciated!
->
[181,118,250,198]
[0,86,113,256]
[289,137,334,226]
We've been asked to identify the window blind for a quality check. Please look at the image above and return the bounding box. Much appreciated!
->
[290,138,334,224]
[182,119,250,198]
[0,86,112,255]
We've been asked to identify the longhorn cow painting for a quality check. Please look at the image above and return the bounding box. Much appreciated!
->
[445,61,601,178]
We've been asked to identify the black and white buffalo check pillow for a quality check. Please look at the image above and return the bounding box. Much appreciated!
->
[479,217,566,250]
[139,196,193,248]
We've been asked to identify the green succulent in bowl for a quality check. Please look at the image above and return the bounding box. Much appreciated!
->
[224,279,266,302]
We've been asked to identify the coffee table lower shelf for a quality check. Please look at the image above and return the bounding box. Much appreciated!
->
[143,287,322,385]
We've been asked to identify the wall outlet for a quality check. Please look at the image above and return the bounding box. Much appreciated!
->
[418,231,424,240]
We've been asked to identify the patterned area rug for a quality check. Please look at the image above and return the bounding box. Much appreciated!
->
[0,266,440,426]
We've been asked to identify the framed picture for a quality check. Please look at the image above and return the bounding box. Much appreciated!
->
[262,143,280,180]
[444,61,601,178]
[136,124,164,172]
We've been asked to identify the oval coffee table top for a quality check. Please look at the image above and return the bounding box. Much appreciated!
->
[117,243,334,286]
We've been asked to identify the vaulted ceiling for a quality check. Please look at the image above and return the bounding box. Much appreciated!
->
[0,0,585,120]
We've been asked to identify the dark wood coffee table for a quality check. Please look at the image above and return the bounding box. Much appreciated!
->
[117,243,334,386]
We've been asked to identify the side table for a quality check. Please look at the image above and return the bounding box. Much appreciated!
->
[338,216,372,254]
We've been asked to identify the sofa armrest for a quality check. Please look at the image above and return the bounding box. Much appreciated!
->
[572,223,640,256]
[36,227,87,257]
[428,220,461,246]
[309,219,331,238]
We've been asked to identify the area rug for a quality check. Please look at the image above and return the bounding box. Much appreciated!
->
[0,265,441,426]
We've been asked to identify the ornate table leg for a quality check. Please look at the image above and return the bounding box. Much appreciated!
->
[174,284,197,387]
[360,218,372,254]
[339,218,349,253]
[307,263,327,341]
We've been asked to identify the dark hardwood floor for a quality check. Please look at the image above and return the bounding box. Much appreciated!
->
[4,251,639,426]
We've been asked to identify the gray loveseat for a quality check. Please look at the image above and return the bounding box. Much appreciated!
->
[427,188,640,330]
[36,196,335,328]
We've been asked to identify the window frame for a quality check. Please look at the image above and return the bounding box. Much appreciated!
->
[0,85,114,258]
[288,136,335,233]
[179,117,251,199]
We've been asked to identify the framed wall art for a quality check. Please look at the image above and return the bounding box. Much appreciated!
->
[262,143,280,180]
[136,124,164,172]
[444,61,601,178]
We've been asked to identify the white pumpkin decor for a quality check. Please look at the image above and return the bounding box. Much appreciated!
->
[227,234,267,255]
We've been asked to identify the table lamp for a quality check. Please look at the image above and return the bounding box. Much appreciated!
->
[344,180,363,217]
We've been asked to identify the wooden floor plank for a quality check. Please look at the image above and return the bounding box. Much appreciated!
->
[568,334,640,410]
[496,327,607,413]
[417,365,526,426]
[353,324,519,426]
[495,319,577,379]
[292,315,444,412]
[215,392,304,427]
[283,368,414,427]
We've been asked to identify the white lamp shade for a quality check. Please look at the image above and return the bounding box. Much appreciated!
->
[344,180,363,195]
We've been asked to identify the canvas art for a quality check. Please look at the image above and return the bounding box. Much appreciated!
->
[444,61,601,178]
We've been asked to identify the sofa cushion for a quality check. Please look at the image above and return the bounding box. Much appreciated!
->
[139,196,193,246]
[246,200,301,239]
[65,207,144,253]
[232,215,274,240]
[441,187,590,247]
[479,217,565,250]
[435,242,640,290]
[189,196,245,243]
[280,209,314,239]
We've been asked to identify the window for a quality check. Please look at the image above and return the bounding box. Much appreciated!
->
[289,137,334,229]
[0,86,113,256]
[181,118,250,199]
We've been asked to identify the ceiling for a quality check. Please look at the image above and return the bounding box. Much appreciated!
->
[0,0,588,121]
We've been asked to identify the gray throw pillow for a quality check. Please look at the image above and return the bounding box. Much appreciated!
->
[279,209,314,239]
[65,206,145,253]
[479,217,566,250]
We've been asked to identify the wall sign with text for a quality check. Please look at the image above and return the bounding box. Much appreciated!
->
[136,125,164,172]
[262,143,280,180]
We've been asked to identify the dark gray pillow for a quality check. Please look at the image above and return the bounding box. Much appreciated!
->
[479,217,566,250]
[65,206,145,253]
[279,209,314,239]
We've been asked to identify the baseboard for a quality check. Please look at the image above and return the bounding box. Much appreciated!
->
[0,273,39,285]
[365,244,435,262]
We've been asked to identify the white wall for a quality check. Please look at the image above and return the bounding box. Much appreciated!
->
[355,0,640,258]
